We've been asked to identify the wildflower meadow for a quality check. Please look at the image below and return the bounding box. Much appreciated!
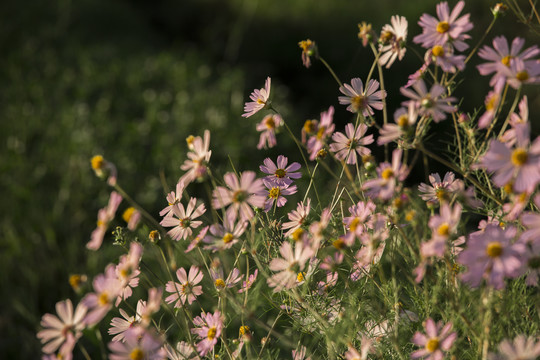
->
[28,1,540,359]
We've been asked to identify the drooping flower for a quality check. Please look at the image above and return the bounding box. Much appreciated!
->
[37,299,87,357]
[413,1,473,51]
[338,78,386,116]
[212,171,266,222]
[329,123,374,165]
[160,198,206,241]
[242,77,271,118]
[259,155,301,186]
[488,335,540,360]
[363,149,409,200]
[477,36,540,87]
[477,123,540,194]
[267,241,314,292]
[411,318,457,360]
[378,15,408,68]
[358,22,375,47]
[191,311,224,357]
[458,224,526,289]
[256,114,283,150]
[400,79,457,122]
[180,130,212,185]
[165,266,204,307]
[306,106,335,161]
[378,102,418,145]
[88,191,123,250]
[90,154,118,186]
[108,327,166,360]
[298,39,317,68]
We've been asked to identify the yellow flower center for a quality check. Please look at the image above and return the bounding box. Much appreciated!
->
[257,98,266,105]
[421,96,434,108]
[303,120,317,134]
[437,223,450,236]
[316,126,327,140]
[486,241,503,257]
[426,338,440,352]
[275,169,286,178]
[148,230,160,242]
[91,155,105,170]
[239,325,250,336]
[432,45,445,57]
[436,21,450,33]
[98,292,109,306]
[503,182,514,194]
[291,228,305,241]
[405,210,416,222]
[179,217,191,228]
[352,95,365,112]
[435,188,449,202]
[393,197,403,209]
[486,94,498,111]
[122,207,136,223]
[182,281,191,293]
[130,348,144,360]
[511,148,528,166]
[186,135,195,147]
[333,238,345,249]
[297,272,306,282]
[222,233,234,244]
[69,274,85,290]
[316,149,328,159]
[349,217,361,232]
[215,278,226,289]
[397,115,409,128]
[381,168,394,180]
[501,55,513,67]
[268,187,281,199]
[516,70,530,81]
[207,327,217,340]
[380,30,394,43]
[264,116,276,129]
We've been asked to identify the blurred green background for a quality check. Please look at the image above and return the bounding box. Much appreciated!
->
[1,0,538,358]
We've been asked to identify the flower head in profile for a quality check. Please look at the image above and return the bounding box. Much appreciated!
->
[212,171,266,221]
[256,114,283,150]
[458,224,526,289]
[180,130,212,185]
[358,22,375,47]
[330,123,373,165]
[242,77,271,118]
[282,199,311,238]
[478,80,504,129]
[400,79,456,122]
[363,149,409,200]
[238,269,258,293]
[37,299,87,357]
[267,241,314,292]
[306,106,335,161]
[191,311,224,357]
[378,15,408,68]
[160,198,206,241]
[418,172,463,204]
[488,335,540,360]
[298,39,317,68]
[260,155,301,186]
[88,191,123,250]
[338,78,386,116]
[91,154,118,186]
[378,103,418,145]
[411,318,457,360]
[108,302,143,342]
[160,180,186,217]
[501,96,529,147]
[165,265,204,307]
[425,44,466,73]
[413,1,473,51]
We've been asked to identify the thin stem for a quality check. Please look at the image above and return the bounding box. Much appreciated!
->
[318,56,343,87]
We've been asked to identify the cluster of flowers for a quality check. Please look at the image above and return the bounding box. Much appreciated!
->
[38,1,540,359]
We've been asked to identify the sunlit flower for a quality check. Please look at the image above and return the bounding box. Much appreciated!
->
[88,191,123,250]
[210,267,242,290]
[358,22,374,47]
[330,123,373,165]
[191,311,224,357]
[238,269,258,293]
[159,180,186,217]
[108,302,144,342]
[160,198,206,241]
[115,242,143,306]
[378,15,408,68]
[411,318,457,359]
[242,77,271,118]
[426,44,465,73]
[413,1,473,51]
[418,172,463,204]
[338,78,386,116]
[165,266,204,306]
[180,130,212,185]
[478,80,504,129]
[501,57,540,89]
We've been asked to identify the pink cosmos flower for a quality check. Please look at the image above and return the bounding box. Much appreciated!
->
[378,15,408,68]
[458,224,526,289]
[521,239,540,286]
[477,123,540,194]
[81,265,124,326]
[478,80,504,129]
[164,341,199,360]
[210,267,242,290]
[108,327,166,360]
[329,123,374,165]
[378,103,417,145]
[282,199,311,238]
[316,271,338,295]
[418,172,462,204]
[343,200,376,238]
[501,96,529,147]
[306,106,335,161]
[256,114,282,149]
[267,241,314,292]
[488,335,540,360]
[425,44,465,73]
[521,194,540,246]
[242,77,271,118]
[400,79,456,122]
[37,299,87,356]
[260,155,301,186]
[309,207,332,250]
[88,191,123,250]
[422,203,462,258]
[109,302,143,342]
[191,311,224,357]
[238,269,258,293]
[180,130,211,185]
[262,179,297,212]
[160,198,206,241]
[159,180,186,217]
[185,226,209,253]
[212,171,266,221]
[165,265,204,306]
[363,149,409,200]
[338,78,386,116]
[319,252,344,273]
[413,1,473,51]
[203,212,247,252]
[501,57,540,89]
[478,36,540,87]
[411,318,457,360]
[138,288,162,327]
[115,242,143,306]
